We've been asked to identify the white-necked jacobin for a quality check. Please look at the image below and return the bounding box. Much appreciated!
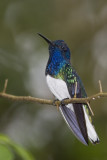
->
[38,33,99,145]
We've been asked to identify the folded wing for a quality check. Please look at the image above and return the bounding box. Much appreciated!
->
[46,74,88,145]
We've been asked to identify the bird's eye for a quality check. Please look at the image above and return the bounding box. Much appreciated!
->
[61,46,67,51]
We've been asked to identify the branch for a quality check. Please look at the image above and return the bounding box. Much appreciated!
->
[0,79,107,111]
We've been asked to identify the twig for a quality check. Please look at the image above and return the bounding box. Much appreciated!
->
[74,82,77,98]
[0,90,107,105]
[99,80,103,93]
[0,79,107,107]
[87,102,94,116]
[2,79,8,93]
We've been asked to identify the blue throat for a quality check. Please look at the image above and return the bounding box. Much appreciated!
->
[46,48,68,76]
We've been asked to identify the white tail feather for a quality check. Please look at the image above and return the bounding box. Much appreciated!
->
[83,107,99,144]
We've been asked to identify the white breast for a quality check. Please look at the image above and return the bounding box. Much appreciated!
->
[46,75,70,100]
[46,75,73,111]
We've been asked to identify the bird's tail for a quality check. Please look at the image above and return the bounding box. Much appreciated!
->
[60,104,100,145]
[60,104,88,145]
[83,106,100,144]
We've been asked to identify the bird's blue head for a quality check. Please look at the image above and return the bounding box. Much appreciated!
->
[38,33,71,63]
[38,33,71,75]
[49,40,71,62]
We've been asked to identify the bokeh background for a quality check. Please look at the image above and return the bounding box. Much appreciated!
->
[0,0,107,160]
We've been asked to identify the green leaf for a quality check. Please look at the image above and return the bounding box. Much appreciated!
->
[0,134,35,160]
[0,144,14,160]
[11,143,35,160]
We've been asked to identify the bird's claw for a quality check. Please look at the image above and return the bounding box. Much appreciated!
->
[53,99,59,111]
[53,99,59,106]
[61,98,69,106]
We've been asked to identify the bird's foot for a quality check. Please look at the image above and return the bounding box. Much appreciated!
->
[53,99,59,106]
[61,98,69,106]
[53,99,59,111]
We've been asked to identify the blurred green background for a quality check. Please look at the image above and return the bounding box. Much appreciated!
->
[0,0,107,159]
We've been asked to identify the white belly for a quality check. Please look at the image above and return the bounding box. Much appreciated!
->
[46,75,73,111]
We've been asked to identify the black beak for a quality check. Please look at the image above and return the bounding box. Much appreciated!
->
[38,33,53,45]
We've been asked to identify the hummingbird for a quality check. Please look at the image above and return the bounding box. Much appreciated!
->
[38,33,99,145]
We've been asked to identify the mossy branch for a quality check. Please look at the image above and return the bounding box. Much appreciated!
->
[0,79,107,115]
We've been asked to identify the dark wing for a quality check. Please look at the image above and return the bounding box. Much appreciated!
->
[62,64,88,144]
[60,105,88,145]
